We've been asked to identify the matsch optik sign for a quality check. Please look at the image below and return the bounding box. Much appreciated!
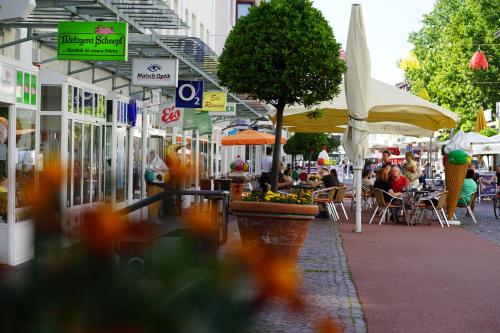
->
[160,103,184,128]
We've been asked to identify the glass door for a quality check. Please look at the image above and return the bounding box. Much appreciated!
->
[92,124,101,203]
[15,108,36,222]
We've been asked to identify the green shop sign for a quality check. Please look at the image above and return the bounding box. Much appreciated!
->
[57,22,128,61]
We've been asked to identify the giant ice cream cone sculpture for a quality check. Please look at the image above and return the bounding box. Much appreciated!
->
[443,131,472,219]
[443,159,470,219]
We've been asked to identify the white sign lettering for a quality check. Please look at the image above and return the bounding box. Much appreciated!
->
[132,58,178,87]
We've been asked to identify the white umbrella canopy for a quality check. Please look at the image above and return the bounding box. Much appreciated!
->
[269,78,458,132]
[444,132,494,145]
[343,4,370,233]
[488,133,500,142]
[288,121,434,137]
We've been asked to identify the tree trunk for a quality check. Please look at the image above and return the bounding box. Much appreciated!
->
[270,106,284,192]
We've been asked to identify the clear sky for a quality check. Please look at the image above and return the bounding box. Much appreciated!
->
[312,0,436,85]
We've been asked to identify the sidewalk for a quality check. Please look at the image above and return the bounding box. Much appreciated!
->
[225,218,365,333]
[339,205,500,333]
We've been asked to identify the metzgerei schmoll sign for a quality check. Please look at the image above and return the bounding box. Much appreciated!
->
[57,22,128,61]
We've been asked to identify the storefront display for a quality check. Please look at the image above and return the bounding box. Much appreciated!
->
[0,55,38,265]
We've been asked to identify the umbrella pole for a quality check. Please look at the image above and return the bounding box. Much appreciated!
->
[354,161,362,233]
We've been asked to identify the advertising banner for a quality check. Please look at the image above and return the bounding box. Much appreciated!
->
[196,112,213,135]
[183,108,197,130]
[175,80,203,108]
[209,102,236,116]
[479,172,496,198]
[160,102,184,128]
[0,64,15,104]
[57,22,128,61]
[132,58,178,87]
[199,91,227,112]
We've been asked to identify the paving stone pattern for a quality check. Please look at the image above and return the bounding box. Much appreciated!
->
[459,200,500,246]
[254,219,366,333]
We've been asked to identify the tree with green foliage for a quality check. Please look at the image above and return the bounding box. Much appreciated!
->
[284,133,328,167]
[403,0,499,133]
[480,127,498,137]
[218,0,345,191]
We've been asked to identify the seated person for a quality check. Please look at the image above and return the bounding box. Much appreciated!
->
[292,167,300,181]
[299,169,308,182]
[323,169,342,188]
[458,169,478,204]
[390,165,408,194]
[374,166,404,223]
[361,169,373,187]
[278,168,293,189]
[373,167,395,202]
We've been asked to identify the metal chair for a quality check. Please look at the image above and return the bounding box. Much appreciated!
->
[454,192,478,223]
[412,191,449,227]
[313,187,339,222]
[361,185,374,210]
[369,188,406,225]
[331,187,348,221]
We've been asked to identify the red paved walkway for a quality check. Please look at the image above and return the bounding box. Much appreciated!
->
[339,216,500,333]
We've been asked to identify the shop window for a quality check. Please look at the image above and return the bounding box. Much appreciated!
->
[106,100,113,123]
[133,134,142,199]
[67,119,72,207]
[83,124,91,204]
[104,126,111,202]
[41,85,62,111]
[116,127,128,203]
[78,89,84,114]
[84,91,93,116]
[92,125,101,203]
[0,107,8,222]
[73,122,82,205]
[72,87,79,113]
[68,85,73,113]
[15,109,36,210]
[40,115,61,169]
[237,1,254,20]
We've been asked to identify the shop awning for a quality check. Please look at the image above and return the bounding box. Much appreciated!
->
[221,129,286,146]
[0,0,268,120]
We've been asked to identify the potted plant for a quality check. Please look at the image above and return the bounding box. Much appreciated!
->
[231,190,318,261]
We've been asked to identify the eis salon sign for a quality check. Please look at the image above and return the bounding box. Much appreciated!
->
[132,58,178,87]
[57,22,128,61]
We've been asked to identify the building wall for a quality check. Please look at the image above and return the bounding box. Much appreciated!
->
[167,0,217,49]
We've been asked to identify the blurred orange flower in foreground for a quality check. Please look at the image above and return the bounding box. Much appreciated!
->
[315,316,342,333]
[80,207,130,255]
[233,243,303,309]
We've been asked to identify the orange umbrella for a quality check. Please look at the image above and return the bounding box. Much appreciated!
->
[221,129,287,146]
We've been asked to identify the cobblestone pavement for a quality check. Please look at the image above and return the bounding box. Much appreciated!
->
[248,219,366,333]
[459,199,500,246]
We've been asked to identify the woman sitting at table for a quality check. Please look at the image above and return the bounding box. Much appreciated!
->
[278,167,293,189]
[374,166,403,223]
[403,152,421,188]
[458,169,478,205]
[361,169,373,187]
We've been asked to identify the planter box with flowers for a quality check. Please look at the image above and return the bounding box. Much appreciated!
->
[230,190,318,261]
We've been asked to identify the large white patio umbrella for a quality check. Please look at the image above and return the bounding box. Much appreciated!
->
[288,121,434,137]
[269,78,458,132]
[343,4,370,233]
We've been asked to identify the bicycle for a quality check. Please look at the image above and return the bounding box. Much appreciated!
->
[493,185,500,219]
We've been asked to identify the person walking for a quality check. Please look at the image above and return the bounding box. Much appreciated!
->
[403,151,422,188]
[259,146,273,190]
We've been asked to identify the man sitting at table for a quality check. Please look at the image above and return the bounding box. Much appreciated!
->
[323,169,342,188]
[390,165,408,193]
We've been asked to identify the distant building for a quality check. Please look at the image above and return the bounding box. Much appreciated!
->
[395,81,410,92]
